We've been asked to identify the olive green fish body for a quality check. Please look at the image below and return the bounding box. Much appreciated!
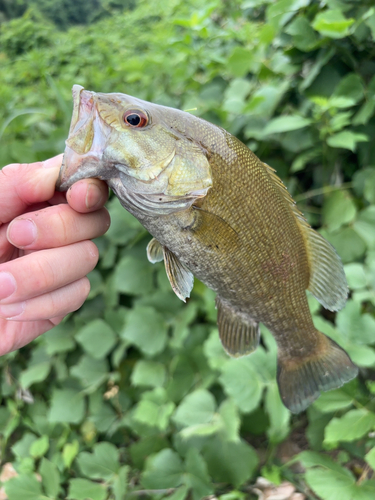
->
[57,86,358,413]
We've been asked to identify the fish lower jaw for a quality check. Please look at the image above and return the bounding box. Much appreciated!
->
[56,147,104,191]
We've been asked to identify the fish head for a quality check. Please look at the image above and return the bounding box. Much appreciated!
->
[57,85,213,215]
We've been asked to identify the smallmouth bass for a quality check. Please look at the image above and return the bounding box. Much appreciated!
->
[57,85,358,413]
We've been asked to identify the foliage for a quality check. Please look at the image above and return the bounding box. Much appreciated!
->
[0,0,134,27]
[1,0,375,498]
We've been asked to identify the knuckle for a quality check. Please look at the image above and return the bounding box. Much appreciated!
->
[83,241,100,266]
[74,277,91,309]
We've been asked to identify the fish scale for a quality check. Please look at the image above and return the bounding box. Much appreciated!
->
[57,85,358,413]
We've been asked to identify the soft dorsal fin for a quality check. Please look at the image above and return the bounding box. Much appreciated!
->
[163,247,194,302]
[146,238,164,263]
[262,162,348,312]
[216,296,260,357]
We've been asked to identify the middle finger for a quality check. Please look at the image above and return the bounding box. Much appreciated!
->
[7,204,110,250]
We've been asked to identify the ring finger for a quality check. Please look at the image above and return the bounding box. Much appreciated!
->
[0,241,98,306]
[0,277,90,321]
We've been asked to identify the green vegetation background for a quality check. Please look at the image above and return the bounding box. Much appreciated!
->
[1,0,375,498]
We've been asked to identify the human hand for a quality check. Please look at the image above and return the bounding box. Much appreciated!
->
[0,154,110,355]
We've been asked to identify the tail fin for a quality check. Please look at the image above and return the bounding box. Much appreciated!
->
[277,333,358,414]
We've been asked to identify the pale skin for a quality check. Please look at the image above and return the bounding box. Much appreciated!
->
[0,154,110,355]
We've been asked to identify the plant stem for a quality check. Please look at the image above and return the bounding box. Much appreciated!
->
[294,182,353,202]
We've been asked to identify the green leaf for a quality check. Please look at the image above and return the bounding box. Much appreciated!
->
[173,389,216,428]
[105,196,143,245]
[133,399,175,431]
[76,319,117,359]
[312,9,355,39]
[203,328,229,371]
[267,0,310,30]
[321,227,366,263]
[203,437,258,487]
[63,440,80,469]
[366,447,375,470]
[115,256,154,296]
[11,433,37,459]
[185,448,213,500]
[227,48,254,78]
[19,362,51,389]
[265,382,290,443]
[298,450,349,473]
[40,458,60,498]
[354,206,375,248]
[327,131,368,151]
[44,323,75,355]
[131,360,166,388]
[70,355,109,389]
[336,300,375,345]
[354,168,375,203]
[223,79,252,114]
[305,467,355,500]
[77,442,120,480]
[68,478,107,500]
[121,305,168,356]
[313,388,353,413]
[48,388,85,424]
[262,115,311,135]
[344,263,367,290]
[29,435,49,458]
[322,190,357,231]
[218,399,241,442]
[285,16,318,51]
[220,358,263,413]
[142,449,184,489]
[324,409,375,445]
[112,465,129,500]
[4,475,43,500]
[333,74,364,104]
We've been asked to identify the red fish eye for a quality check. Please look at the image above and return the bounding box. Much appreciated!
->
[123,110,148,128]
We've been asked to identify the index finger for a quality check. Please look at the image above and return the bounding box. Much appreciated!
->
[0,155,63,225]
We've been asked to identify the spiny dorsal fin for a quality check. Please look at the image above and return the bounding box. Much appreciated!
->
[216,296,260,357]
[163,247,194,302]
[262,162,348,312]
[146,238,164,263]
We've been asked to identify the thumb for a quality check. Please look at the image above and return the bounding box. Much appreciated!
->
[0,155,63,225]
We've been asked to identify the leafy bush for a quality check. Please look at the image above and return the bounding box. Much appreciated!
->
[1,0,375,498]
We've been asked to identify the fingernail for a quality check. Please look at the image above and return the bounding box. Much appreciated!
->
[0,272,17,300]
[8,219,37,247]
[42,154,63,168]
[86,182,103,209]
[0,301,25,319]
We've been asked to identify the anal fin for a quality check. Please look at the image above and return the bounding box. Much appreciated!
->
[277,333,358,414]
[163,247,194,302]
[216,296,260,357]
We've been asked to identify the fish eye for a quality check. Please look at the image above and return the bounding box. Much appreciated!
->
[123,110,148,128]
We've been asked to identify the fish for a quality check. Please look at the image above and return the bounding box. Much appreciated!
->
[57,85,358,413]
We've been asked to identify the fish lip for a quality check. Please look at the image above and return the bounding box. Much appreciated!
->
[56,149,103,191]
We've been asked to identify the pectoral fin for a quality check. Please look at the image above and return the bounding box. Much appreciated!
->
[147,238,164,263]
[163,247,194,302]
[216,296,260,357]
